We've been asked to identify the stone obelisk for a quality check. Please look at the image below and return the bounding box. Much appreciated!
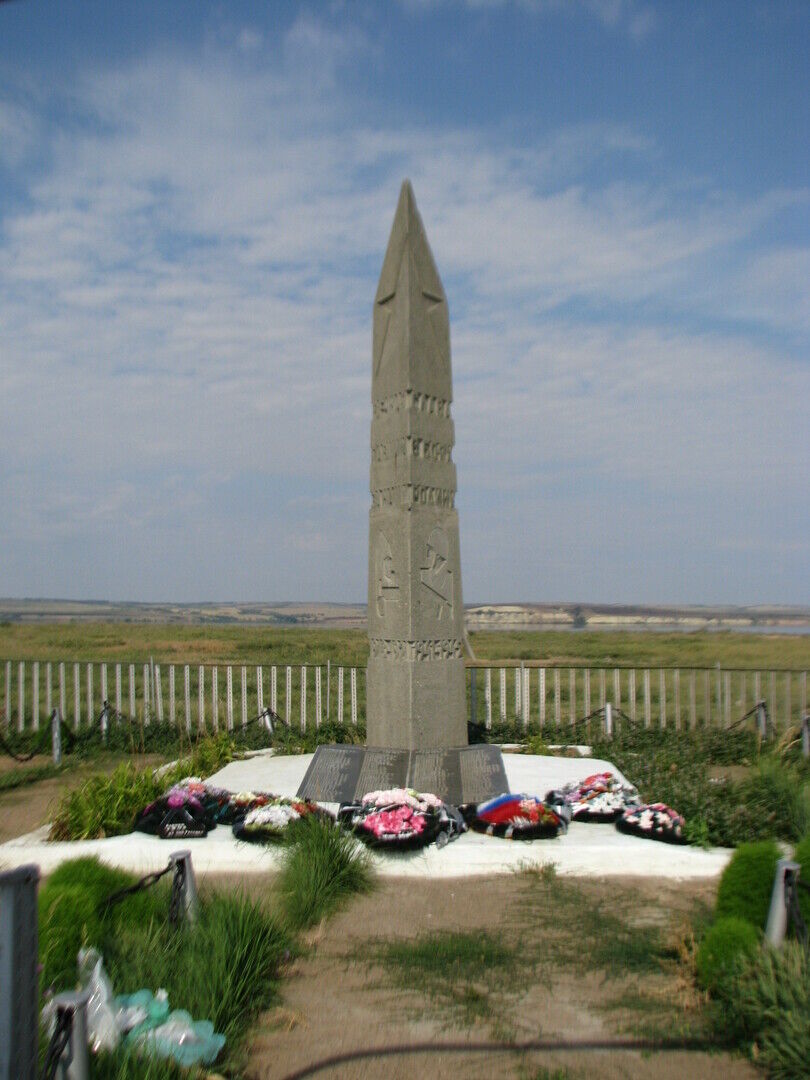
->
[298,182,508,805]
[366,180,467,749]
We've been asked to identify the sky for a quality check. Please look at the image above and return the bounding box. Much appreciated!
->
[0,0,808,606]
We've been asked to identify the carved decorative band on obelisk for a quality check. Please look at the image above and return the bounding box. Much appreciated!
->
[298,182,508,806]
[366,179,467,750]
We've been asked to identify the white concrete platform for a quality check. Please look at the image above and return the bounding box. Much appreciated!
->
[0,752,733,880]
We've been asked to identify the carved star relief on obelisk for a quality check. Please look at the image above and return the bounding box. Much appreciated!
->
[372,181,452,402]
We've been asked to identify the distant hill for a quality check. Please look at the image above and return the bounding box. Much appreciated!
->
[1,598,808,631]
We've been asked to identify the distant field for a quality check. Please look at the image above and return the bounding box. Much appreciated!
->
[0,622,807,669]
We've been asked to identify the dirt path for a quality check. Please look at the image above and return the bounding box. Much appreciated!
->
[246,875,758,1080]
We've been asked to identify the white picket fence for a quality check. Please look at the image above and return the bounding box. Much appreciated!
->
[0,660,361,734]
[0,659,807,735]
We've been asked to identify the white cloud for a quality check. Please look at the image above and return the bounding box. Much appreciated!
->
[0,25,807,603]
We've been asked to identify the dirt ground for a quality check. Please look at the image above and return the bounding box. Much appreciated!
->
[244,874,759,1080]
[0,754,165,843]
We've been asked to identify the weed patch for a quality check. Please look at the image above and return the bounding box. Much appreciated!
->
[369,929,520,1030]
[278,814,374,930]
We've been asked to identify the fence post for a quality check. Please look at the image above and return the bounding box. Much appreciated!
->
[785,672,792,729]
[100,664,107,719]
[757,701,767,739]
[802,715,810,758]
[84,660,91,730]
[765,859,801,947]
[168,665,176,726]
[45,662,52,720]
[17,661,25,733]
[0,865,40,1080]
[538,667,546,727]
[499,668,506,723]
[285,666,292,727]
[338,667,344,724]
[211,667,218,732]
[659,669,666,729]
[115,664,122,717]
[674,668,681,729]
[182,666,190,733]
[554,669,561,727]
[604,701,613,738]
[51,708,62,765]
[515,665,522,722]
[326,660,331,722]
[155,665,163,724]
[198,665,205,730]
[32,662,39,732]
[169,851,200,924]
[73,663,81,731]
[629,668,636,721]
[584,668,591,718]
[485,667,492,730]
[568,668,575,727]
[689,670,696,728]
[300,666,307,732]
[142,663,150,725]
[315,666,322,728]
[59,662,67,724]
[50,989,90,1080]
[271,666,278,714]
[226,666,234,731]
[241,666,247,730]
[351,668,358,726]
[128,664,136,720]
[257,666,264,717]
[613,668,621,712]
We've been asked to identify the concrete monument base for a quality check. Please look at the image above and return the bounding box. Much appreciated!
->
[296,742,508,805]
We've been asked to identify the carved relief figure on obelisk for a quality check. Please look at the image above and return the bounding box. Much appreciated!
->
[366,180,468,750]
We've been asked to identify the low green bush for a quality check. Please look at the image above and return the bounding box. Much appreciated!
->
[716,841,781,929]
[279,814,373,929]
[695,916,759,993]
[39,859,166,990]
[39,857,290,1070]
[721,942,810,1079]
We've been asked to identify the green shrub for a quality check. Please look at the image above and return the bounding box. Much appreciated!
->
[725,942,810,1078]
[39,859,166,990]
[794,833,810,925]
[39,857,290,1068]
[737,759,810,843]
[279,815,373,929]
[48,735,238,841]
[716,841,781,928]
[695,916,759,993]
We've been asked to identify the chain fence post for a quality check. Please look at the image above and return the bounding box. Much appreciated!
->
[50,989,90,1080]
[170,850,200,924]
[0,864,40,1080]
[765,858,801,947]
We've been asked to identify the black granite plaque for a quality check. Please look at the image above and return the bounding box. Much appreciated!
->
[459,745,509,803]
[355,748,409,794]
[408,750,464,805]
[297,745,365,802]
[298,743,509,805]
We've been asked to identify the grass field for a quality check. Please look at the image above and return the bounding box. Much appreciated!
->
[1,622,808,669]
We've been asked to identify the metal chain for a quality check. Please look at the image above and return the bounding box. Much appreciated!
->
[40,1004,74,1080]
[99,861,173,914]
